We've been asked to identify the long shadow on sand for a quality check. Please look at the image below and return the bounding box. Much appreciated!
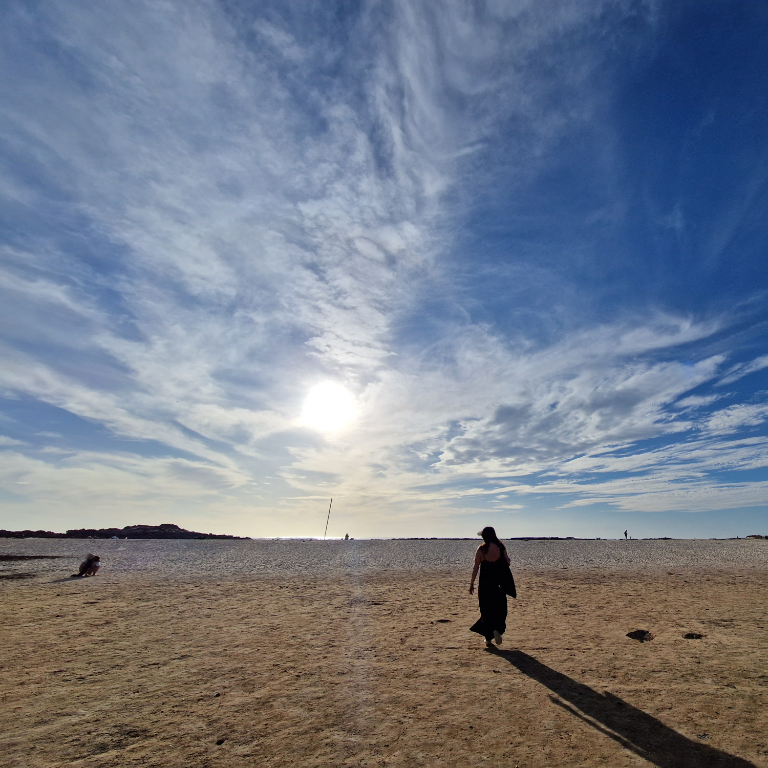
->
[496,650,754,768]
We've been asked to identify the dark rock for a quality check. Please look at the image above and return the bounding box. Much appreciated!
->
[684,632,705,639]
[1,524,249,540]
[0,529,66,539]
[626,629,655,642]
[216,738,225,745]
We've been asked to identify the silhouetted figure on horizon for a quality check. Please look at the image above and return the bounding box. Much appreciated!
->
[624,530,628,540]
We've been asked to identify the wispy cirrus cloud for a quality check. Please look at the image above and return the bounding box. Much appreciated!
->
[1,1,767,536]
[717,355,768,386]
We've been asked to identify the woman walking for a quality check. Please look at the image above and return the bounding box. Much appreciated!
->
[469,527,515,648]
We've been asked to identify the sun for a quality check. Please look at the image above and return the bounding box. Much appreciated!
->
[301,382,357,432]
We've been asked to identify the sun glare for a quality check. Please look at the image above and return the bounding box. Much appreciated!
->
[301,382,357,432]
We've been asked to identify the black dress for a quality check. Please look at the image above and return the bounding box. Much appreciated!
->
[470,556,511,641]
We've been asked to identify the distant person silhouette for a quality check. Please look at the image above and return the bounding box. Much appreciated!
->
[469,527,515,648]
[344,533,349,540]
[624,530,628,540]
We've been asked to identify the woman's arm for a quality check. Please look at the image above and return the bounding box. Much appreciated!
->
[469,548,483,593]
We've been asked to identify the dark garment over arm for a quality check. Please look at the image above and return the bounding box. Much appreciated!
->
[500,558,516,598]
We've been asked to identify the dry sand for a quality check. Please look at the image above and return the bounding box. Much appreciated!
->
[1,552,767,766]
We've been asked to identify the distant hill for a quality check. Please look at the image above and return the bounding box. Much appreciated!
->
[0,523,248,540]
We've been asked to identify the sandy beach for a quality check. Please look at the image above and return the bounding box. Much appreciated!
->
[1,539,767,767]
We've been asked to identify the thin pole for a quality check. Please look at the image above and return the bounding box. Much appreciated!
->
[323,498,333,540]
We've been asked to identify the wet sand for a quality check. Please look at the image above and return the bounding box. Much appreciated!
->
[1,555,766,767]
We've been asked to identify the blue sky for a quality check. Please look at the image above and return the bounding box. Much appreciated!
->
[1,0,767,538]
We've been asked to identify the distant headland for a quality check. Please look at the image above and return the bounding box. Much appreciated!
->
[0,523,249,540]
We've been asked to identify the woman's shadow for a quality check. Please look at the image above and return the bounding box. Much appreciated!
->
[496,650,754,768]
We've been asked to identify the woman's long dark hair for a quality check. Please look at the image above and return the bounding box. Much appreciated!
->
[479,526,506,555]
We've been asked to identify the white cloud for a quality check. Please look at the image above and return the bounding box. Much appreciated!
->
[503,433,768,513]
[0,347,241,469]
[0,448,264,532]
[704,404,768,435]
[281,320,733,511]
[1,0,767,532]
[674,394,724,410]
[718,354,768,385]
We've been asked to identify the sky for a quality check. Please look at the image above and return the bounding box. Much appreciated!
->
[1,0,768,539]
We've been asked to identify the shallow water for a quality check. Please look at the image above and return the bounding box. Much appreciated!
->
[1,537,767,580]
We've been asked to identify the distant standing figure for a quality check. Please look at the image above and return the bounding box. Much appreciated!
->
[624,530,628,540]
[344,533,349,540]
[73,554,101,577]
[469,527,513,648]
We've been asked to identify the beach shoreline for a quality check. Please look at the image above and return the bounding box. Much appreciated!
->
[2,537,767,581]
